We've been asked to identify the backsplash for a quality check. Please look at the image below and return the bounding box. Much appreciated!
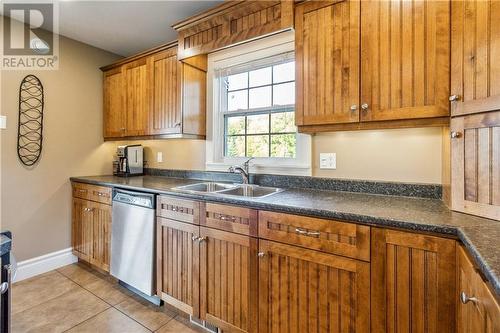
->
[145,168,442,199]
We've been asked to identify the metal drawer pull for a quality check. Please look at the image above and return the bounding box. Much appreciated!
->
[96,192,105,197]
[449,95,461,102]
[220,215,236,221]
[257,252,266,257]
[0,282,8,294]
[450,131,462,139]
[78,189,86,193]
[172,207,184,212]
[460,292,478,304]
[295,228,320,236]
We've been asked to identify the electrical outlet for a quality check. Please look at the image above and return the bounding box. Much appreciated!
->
[157,152,163,163]
[319,153,336,169]
[0,115,6,129]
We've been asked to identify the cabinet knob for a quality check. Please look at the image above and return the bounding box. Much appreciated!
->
[449,95,461,102]
[450,131,462,139]
[197,237,206,243]
[192,235,199,242]
[361,103,369,111]
[460,292,478,304]
[257,252,266,257]
[350,105,358,111]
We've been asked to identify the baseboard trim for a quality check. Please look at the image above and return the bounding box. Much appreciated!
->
[14,247,78,282]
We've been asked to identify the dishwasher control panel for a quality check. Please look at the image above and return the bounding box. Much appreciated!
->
[112,189,155,209]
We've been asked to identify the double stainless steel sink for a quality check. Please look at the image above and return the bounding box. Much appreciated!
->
[173,182,283,198]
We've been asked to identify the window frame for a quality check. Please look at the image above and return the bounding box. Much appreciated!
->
[205,32,311,176]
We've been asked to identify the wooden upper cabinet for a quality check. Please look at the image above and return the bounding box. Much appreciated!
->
[451,111,500,220]
[149,48,182,135]
[360,0,450,122]
[295,0,360,126]
[103,67,125,138]
[123,58,149,137]
[258,240,370,333]
[371,228,456,333]
[101,43,206,140]
[451,0,500,117]
[173,0,294,60]
[457,246,500,333]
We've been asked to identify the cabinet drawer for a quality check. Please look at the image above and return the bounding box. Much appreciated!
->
[157,195,200,225]
[72,182,112,205]
[258,211,370,261]
[201,203,258,237]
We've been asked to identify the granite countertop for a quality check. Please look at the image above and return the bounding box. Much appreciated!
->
[0,233,12,257]
[70,175,500,296]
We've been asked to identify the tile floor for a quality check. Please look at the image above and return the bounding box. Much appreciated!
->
[11,263,207,333]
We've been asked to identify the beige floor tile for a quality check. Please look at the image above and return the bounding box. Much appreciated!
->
[84,278,132,306]
[66,308,150,333]
[155,317,205,333]
[57,263,102,287]
[12,287,110,333]
[12,271,80,314]
[115,297,174,331]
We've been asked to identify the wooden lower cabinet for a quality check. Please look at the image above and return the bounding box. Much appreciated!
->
[71,197,112,272]
[371,228,456,333]
[156,217,200,317]
[258,240,370,333]
[72,198,93,262]
[200,227,258,333]
[457,246,500,333]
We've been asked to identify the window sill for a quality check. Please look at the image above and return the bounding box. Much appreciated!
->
[206,162,312,176]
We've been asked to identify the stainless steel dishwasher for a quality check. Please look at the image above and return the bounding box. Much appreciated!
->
[111,189,156,299]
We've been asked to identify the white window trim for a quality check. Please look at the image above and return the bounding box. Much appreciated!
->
[205,32,312,176]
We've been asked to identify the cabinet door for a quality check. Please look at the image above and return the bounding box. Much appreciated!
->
[157,217,200,317]
[451,0,500,117]
[360,0,450,121]
[71,198,92,262]
[148,48,182,135]
[200,227,258,333]
[451,112,500,220]
[103,67,125,138]
[89,202,111,272]
[371,228,456,333]
[295,0,360,126]
[181,62,206,136]
[259,240,370,333]
[124,59,149,137]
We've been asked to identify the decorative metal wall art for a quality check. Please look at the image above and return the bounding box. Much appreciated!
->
[17,75,44,167]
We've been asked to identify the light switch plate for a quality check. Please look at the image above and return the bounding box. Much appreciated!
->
[157,152,163,163]
[0,115,6,129]
[319,153,336,169]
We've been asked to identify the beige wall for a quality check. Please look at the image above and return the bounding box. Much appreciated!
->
[312,128,443,184]
[1,31,121,260]
[116,127,443,184]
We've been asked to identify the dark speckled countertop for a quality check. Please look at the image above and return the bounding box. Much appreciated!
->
[70,175,500,296]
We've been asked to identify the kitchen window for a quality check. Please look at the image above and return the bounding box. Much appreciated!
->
[206,32,311,175]
[222,58,296,158]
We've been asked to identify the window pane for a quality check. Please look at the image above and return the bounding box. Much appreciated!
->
[271,134,296,158]
[249,86,272,109]
[271,112,296,133]
[228,90,248,111]
[226,136,245,157]
[249,67,272,87]
[227,72,248,91]
[247,114,269,134]
[273,61,295,83]
[247,135,269,157]
[226,116,245,135]
[273,82,295,106]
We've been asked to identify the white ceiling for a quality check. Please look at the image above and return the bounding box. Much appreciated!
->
[56,1,222,56]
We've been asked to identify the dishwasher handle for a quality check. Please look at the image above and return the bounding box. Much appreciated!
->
[112,189,155,209]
